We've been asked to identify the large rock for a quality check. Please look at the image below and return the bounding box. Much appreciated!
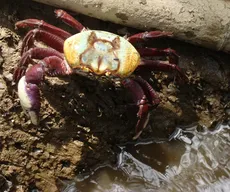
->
[34,0,230,53]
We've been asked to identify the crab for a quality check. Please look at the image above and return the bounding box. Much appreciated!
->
[13,9,185,139]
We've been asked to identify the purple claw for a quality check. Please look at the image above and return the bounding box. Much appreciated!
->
[18,76,40,125]
[16,55,71,124]
[123,78,157,139]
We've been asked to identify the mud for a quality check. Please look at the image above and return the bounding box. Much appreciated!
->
[0,0,229,191]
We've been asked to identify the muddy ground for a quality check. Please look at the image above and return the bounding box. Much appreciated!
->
[0,0,229,191]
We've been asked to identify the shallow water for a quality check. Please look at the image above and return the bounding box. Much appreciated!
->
[61,121,230,192]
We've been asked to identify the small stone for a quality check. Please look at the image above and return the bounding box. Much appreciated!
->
[0,82,5,89]
[3,72,13,82]
[226,109,230,116]
[168,95,178,103]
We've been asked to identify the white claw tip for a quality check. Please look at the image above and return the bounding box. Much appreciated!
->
[18,76,39,125]
[28,110,39,125]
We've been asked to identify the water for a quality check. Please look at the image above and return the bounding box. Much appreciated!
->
[61,121,230,192]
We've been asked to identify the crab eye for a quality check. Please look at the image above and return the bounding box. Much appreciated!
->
[114,58,119,61]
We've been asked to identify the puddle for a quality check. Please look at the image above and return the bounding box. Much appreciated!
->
[59,121,230,192]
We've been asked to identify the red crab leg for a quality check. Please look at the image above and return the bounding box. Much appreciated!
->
[15,19,71,39]
[122,77,160,139]
[134,76,160,107]
[13,47,64,83]
[20,29,64,54]
[138,59,186,80]
[55,9,86,32]
[127,31,173,44]
[18,56,72,125]
[137,48,179,64]
[123,78,149,139]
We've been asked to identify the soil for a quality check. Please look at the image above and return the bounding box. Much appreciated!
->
[0,0,229,191]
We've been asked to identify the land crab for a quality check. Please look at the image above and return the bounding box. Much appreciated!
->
[13,9,185,139]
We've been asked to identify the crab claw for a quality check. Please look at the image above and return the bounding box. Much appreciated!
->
[123,77,160,139]
[18,76,41,125]
[133,95,150,140]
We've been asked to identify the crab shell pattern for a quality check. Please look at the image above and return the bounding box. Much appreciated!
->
[64,30,140,77]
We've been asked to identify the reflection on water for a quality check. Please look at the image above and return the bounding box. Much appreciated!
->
[61,121,230,192]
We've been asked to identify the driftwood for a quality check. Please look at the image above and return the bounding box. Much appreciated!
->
[34,0,230,53]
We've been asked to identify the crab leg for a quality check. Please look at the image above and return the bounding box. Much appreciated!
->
[122,77,160,139]
[127,31,173,44]
[18,56,72,124]
[137,48,179,64]
[13,47,64,82]
[16,19,71,39]
[138,59,185,80]
[20,29,64,54]
[55,9,86,32]
[123,78,149,139]
[134,76,160,107]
